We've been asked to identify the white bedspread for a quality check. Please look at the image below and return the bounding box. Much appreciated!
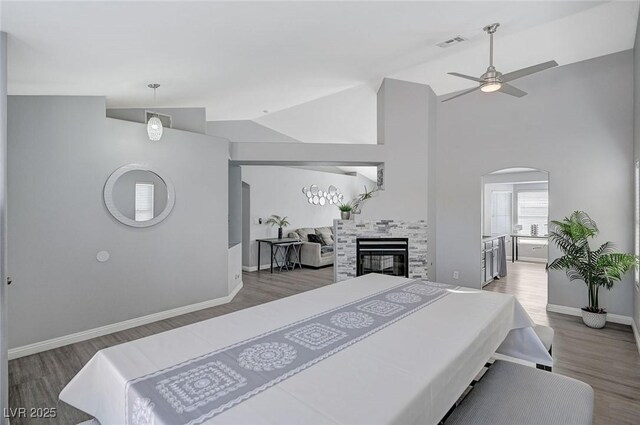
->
[60,274,551,425]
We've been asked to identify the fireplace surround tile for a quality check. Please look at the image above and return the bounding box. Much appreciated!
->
[333,219,428,282]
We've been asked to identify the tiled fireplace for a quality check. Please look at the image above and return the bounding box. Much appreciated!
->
[334,220,428,282]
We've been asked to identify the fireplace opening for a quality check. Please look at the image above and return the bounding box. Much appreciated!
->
[356,238,409,277]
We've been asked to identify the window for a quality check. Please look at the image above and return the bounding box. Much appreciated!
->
[490,191,512,235]
[517,190,548,234]
[135,183,154,222]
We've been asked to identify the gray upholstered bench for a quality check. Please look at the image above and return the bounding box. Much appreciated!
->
[445,360,594,425]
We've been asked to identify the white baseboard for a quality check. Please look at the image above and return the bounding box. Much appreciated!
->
[8,282,244,360]
[632,320,640,356]
[546,303,633,325]
[242,264,274,272]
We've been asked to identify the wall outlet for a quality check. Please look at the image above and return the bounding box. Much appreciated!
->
[453,271,459,280]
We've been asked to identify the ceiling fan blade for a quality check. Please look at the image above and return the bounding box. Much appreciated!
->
[441,86,481,102]
[498,83,527,98]
[501,60,558,83]
[448,72,483,83]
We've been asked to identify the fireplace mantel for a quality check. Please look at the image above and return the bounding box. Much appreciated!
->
[334,219,428,282]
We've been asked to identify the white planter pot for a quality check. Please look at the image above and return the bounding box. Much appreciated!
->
[581,308,607,329]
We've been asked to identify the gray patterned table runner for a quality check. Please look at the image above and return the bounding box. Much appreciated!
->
[126,280,453,425]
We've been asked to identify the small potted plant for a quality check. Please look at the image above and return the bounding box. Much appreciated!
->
[337,203,353,220]
[265,214,290,239]
[547,211,637,328]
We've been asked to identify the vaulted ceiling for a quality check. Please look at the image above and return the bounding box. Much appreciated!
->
[2,1,637,124]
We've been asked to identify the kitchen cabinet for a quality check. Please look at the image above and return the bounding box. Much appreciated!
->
[481,235,506,286]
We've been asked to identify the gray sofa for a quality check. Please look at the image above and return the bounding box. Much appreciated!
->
[288,227,335,268]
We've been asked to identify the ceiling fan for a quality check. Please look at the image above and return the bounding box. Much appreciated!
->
[442,23,558,102]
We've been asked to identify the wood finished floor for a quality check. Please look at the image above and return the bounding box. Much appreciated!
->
[8,267,334,424]
[8,263,640,424]
[484,261,640,425]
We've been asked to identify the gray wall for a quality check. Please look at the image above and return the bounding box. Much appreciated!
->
[7,96,230,348]
[634,11,640,332]
[368,79,430,220]
[242,182,251,267]
[437,51,634,316]
[228,164,242,247]
[207,120,301,143]
[365,78,437,278]
[0,31,8,422]
[229,141,384,166]
[107,107,207,134]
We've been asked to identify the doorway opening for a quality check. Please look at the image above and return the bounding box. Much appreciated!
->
[480,167,549,317]
[232,164,379,277]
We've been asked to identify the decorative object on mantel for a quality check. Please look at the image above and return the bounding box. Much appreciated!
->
[265,214,290,239]
[350,185,379,215]
[337,203,353,220]
[147,83,163,141]
[302,184,343,206]
[546,211,638,328]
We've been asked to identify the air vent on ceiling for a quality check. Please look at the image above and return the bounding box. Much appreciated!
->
[437,36,466,48]
[145,111,172,129]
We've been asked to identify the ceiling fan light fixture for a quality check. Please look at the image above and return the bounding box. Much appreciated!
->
[442,22,557,102]
[481,82,502,93]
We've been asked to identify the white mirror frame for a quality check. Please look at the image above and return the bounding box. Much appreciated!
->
[104,164,176,228]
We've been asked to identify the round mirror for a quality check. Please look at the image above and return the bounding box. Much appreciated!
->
[104,164,175,228]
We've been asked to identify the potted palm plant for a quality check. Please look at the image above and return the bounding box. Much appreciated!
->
[546,211,637,328]
[265,214,290,239]
[337,203,353,220]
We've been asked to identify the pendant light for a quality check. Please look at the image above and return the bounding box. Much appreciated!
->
[147,83,163,141]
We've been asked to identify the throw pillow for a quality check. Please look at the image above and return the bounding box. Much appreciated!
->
[308,234,325,245]
[296,227,316,241]
[320,233,334,245]
[316,227,334,246]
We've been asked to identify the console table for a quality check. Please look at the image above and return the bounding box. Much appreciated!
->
[256,238,301,273]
